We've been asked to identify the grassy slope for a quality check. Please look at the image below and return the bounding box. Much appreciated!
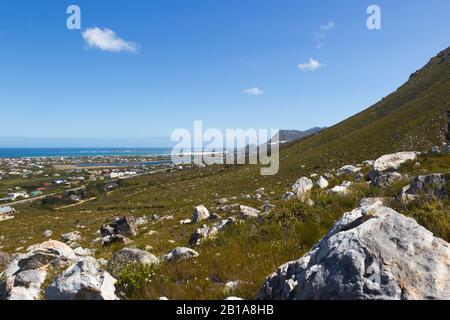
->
[0,47,449,300]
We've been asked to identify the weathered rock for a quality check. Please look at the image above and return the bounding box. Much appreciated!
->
[61,231,82,243]
[336,165,361,176]
[189,224,219,246]
[179,219,192,225]
[292,177,313,199]
[329,185,349,195]
[192,205,210,223]
[401,174,447,200]
[100,217,138,245]
[373,151,418,172]
[109,248,159,277]
[359,197,391,207]
[208,213,222,221]
[283,191,295,200]
[1,240,77,300]
[43,230,53,238]
[45,257,118,300]
[163,247,199,262]
[316,176,329,190]
[240,205,260,219]
[135,216,148,226]
[362,160,375,166]
[258,205,450,300]
[101,234,132,246]
[371,171,403,188]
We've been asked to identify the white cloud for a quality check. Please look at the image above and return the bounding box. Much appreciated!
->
[320,21,336,30]
[243,87,264,96]
[315,21,336,48]
[82,27,138,53]
[298,58,322,71]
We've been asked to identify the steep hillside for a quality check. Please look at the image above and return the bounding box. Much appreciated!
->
[278,47,450,176]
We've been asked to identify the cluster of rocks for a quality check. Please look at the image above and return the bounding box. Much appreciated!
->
[0,240,118,300]
[100,216,138,245]
[258,202,450,300]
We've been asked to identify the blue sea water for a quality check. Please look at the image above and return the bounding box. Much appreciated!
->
[0,148,173,158]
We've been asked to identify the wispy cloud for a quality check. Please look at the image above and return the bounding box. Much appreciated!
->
[82,27,138,53]
[243,87,264,96]
[314,21,336,48]
[320,21,336,30]
[298,58,322,71]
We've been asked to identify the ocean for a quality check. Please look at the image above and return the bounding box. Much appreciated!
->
[0,148,174,158]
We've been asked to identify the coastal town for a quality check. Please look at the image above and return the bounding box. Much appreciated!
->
[0,155,186,208]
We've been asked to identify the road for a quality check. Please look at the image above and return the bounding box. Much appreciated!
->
[0,186,86,208]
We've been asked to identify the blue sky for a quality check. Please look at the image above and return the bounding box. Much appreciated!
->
[0,0,449,147]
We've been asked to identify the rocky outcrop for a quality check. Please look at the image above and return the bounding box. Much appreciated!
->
[192,205,210,223]
[336,165,361,176]
[163,247,199,262]
[61,231,82,243]
[258,205,450,300]
[100,216,138,245]
[373,152,418,172]
[0,240,78,300]
[188,219,233,247]
[329,181,353,195]
[371,171,403,188]
[401,173,447,200]
[240,205,260,219]
[45,257,118,300]
[108,248,159,277]
[292,177,313,199]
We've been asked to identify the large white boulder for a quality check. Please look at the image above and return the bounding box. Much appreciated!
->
[192,205,210,223]
[373,152,418,172]
[316,176,329,190]
[45,257,118,300]
[258,205,450,300]
[292,177,314,200]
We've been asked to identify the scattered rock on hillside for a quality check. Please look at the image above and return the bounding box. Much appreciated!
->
[401,174,447,201]
[179,219,192,225]
[43,230,52,238]
[316,176,329,189]
[163,247,199,262]
[45,257,118,300]
[192,205,210,223]
[189,224,219,247]
[371,171,403,188]
[135,216,148,226]
[359,197,392,207]
[283,191,295,200]
[336,165,361,176]
[0,240,77,300]
[240,205,260,219]
[292,177,313,199]
[372,151,418,173]
[61,231,82,243]
[258,205,450,300]
[109,248,159,277]
[100,216,138,245]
